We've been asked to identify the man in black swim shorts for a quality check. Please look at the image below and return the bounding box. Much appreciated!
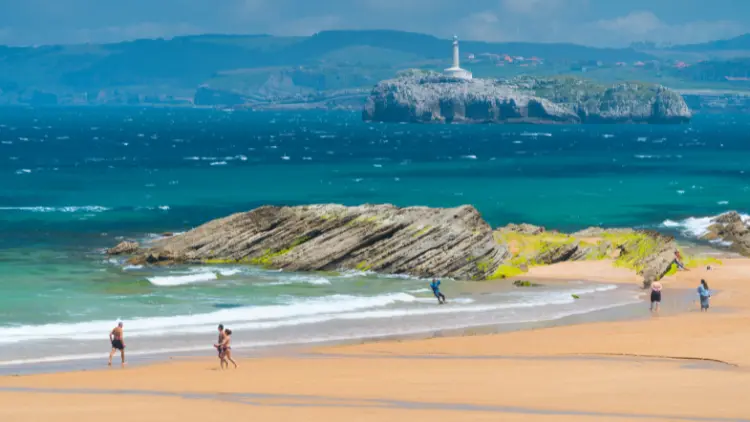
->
[108,321,126,367]
[214,324,226,362]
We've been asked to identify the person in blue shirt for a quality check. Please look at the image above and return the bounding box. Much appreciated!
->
[698,279,711,311]
[430,278,446,304]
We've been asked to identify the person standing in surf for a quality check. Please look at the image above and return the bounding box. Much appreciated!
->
[214,324,227,368]
[650,281,662,314]
[430,278,446,304]
[698,279,711,312]
[108,321,126,367]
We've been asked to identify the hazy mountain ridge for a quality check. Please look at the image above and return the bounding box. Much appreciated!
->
[0,30,747,107]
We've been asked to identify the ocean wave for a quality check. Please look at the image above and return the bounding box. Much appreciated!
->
[337,269,427,280]
[520,132,552,137]
[257,275,332,287]
[0,297,635,367]
[147,272,218,286]
[0,205,110,213]
[146,267,244,286]
[661,212,750,238]
[0,292,419,343]
[407,288,431,294]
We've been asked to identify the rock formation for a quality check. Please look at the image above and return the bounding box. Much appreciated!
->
[363,70,691,124]
[702,211,750,255]
[107,241,140,255]
[111,204,679,285]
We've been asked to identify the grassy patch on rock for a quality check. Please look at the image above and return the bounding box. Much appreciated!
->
[412,225,433,238]
[355,261,372,271]
[489,231,577,279]
[601,231,662,272]
[204,235,313,267]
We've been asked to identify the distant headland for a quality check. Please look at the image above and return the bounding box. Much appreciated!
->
[362,69,692,124]
[362,34,691,124]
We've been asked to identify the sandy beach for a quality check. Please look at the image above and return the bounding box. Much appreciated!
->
[2,258,750,422]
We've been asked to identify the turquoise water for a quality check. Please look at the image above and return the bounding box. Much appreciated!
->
[1,107,748,366]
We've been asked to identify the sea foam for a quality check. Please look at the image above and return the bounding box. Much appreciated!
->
[0,205,110,213]
[662,212,750,238]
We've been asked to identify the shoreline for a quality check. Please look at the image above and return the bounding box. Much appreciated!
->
[0,276,692,377]
[2,259,749,421]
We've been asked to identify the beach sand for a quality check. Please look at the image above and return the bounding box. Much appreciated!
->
[2,259,750,421]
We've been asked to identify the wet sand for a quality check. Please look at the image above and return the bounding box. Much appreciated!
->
[2,259,750,421]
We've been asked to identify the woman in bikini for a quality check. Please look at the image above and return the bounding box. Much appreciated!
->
[220,329,238,369]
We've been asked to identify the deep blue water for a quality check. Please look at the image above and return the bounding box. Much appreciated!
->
[2,107,750,248]
[0,107,748,366]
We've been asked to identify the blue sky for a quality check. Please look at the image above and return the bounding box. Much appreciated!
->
[0,0,747,47]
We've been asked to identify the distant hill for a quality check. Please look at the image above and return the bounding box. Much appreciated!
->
[2,29,747,108]
[0,29,661,107]
[670,34,750,53]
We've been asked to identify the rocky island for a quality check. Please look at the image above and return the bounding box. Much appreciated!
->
[362,70,692,124]
[108,204,701,287]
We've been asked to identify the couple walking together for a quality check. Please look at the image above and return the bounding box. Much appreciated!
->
[214,324,238,369]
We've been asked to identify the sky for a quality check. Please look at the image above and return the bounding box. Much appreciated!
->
[0,0,747,47]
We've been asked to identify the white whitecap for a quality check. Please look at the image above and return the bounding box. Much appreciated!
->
[147,272,218,287]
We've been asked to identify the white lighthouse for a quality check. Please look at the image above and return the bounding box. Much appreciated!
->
[443,35,472,80]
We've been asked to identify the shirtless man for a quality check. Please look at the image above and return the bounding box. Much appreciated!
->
[108,321,126,367]
[214,324,227,368]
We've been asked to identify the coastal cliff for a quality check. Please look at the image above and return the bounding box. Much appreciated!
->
[362,70,692,124]
[110,204,682,285]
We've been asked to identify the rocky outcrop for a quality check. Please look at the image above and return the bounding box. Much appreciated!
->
[702,212,750,255]
[502,223,545,235]
[107,241,140,255]
[121,204,509,280]
[494,224,678,286]
[110,204,680,285]
[363,70,691,124]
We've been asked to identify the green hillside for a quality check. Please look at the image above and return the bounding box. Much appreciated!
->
[0,29,747,107]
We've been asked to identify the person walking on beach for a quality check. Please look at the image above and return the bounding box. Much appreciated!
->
[430,278,446,305]
[698,279,711,312]
[220,329,238,369]
[108,321,126,367]
[214,324,226,367]
[650,281,662,314]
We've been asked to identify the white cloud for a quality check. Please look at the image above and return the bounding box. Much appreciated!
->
[499,0,573,16]
[597,11,667,36]
[459,11,505,42]
[593,11,746,45]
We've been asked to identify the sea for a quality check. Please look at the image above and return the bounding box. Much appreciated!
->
[1,106,748,369]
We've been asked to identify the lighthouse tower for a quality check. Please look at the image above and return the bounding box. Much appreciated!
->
[443,35,472,80]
